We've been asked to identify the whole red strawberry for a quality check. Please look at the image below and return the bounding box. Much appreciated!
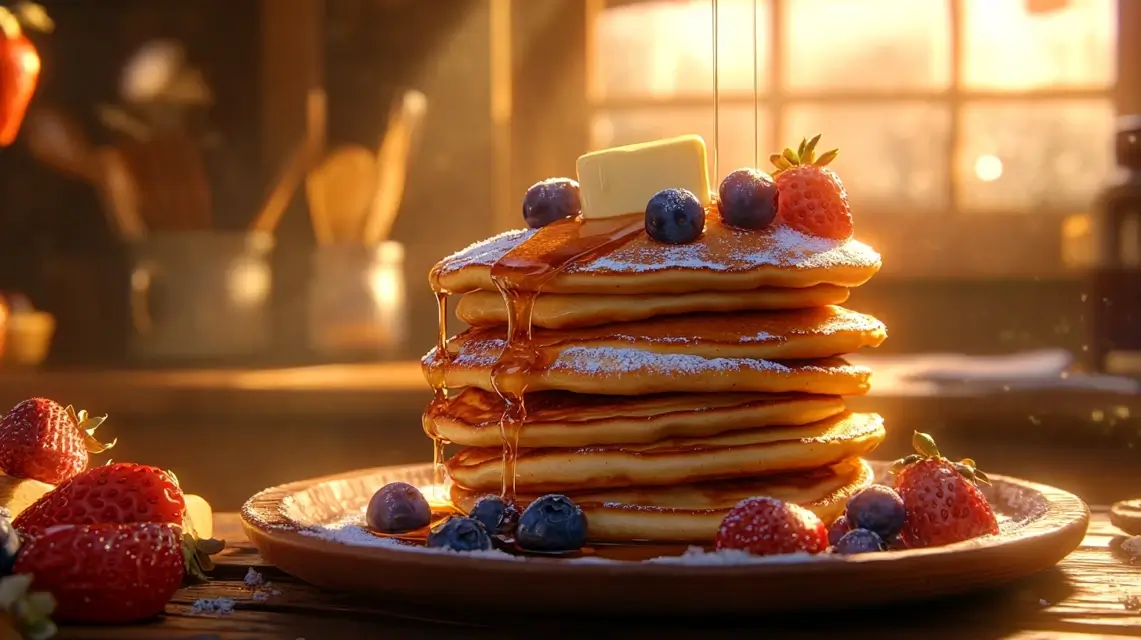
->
[892,431,999,548]
[13,462,184,533]
[770,135,854,240]
[0,398,115,485]
[14,522,185,623]
[715,496,828,556]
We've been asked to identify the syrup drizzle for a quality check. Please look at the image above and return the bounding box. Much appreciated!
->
[487,214,645,503]
[424,284,451,487]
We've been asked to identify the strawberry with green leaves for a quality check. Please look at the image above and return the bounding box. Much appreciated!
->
[891,431,999,548]
[13,462,222,581]
[0,398,115,485]
[770,134,853,240]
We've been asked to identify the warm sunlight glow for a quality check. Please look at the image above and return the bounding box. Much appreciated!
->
[974,155,1004,182]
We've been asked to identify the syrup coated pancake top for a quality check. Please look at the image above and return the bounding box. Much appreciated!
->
[431,216,881,295]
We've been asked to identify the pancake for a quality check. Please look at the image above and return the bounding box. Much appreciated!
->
[426,345,871,396]
[450,458,873,542]
[445,411,884,492]
[431,216,881,295]
[454,284,850,329]
[431,389,846,448]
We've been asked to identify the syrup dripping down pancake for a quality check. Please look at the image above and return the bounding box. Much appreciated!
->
[432,217,881,295]
[455,284,850,330]
[445,411,884,492]
[431,389,845,448]
[450,458,873,543]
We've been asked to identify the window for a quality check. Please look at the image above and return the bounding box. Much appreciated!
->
[588,0,1117,219]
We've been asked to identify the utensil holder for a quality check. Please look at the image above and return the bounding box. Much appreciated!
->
[128,231,274,363]
[307,241,407,360]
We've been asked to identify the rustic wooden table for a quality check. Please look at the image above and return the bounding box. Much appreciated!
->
[49,508,1141,639]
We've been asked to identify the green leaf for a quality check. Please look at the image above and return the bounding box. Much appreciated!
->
[959,457,977,468]
[802,134,822,164]
[972,469,992,486]
[782,147,800,166]
[769,153,791,170]
[815,148,839,167]
[796,137,808,159]
[912,431,941,458]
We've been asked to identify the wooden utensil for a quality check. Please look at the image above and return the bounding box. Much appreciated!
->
[93,146,146,242]
[251,89,326,236]
[363,89,427,245]
[306,145,377,244]
[23,107,98,183]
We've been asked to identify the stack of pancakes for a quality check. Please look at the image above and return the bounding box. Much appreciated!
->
[424,217,886,543]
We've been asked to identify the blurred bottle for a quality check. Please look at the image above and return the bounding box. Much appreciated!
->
[1090,114,1141,375]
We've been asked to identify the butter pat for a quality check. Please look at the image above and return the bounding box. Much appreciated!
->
[576,134,711,220]
[0,473,54,519]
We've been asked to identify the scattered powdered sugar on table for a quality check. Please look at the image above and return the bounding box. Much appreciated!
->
[191,597,235,615]
[243,567,265,588]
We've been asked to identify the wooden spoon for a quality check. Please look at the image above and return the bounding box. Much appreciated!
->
[306,145,377,244]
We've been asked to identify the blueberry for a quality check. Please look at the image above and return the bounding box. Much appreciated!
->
[845,484,906,540]
[718,168,778,230]
[366,482,432,533]
[0,517,17,576]
[522,178,581,229]
[644,188,704,245]
[426,516,493,552]
[827,514,851,547]
[834,529,885,555]
[469,495,519,536]
[515,494,588,552]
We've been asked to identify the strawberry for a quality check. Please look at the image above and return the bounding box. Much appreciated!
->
[13,462,222,582]
[13,462,183,533]
[0,4,52,147]
[891,431,999,548]
[14,522,184,623]
[0,398,115,485]
[715,496,828,556]
[769,134,853,240]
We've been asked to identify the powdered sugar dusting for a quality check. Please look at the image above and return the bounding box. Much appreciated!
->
[437,228,538,274]
[291,512,523,561]
[647,547,830,566]
[549,346,867,378]
[434,223,878,277]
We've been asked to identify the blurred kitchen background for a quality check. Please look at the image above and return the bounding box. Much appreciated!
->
[0,0,1137,509]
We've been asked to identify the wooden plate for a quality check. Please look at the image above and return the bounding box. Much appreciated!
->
[241,462,1089,615]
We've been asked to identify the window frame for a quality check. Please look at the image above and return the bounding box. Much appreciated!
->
[583,0,1127,279]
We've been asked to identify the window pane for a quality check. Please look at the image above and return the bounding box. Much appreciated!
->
[591,107,772,185]
[962,0,1116,90]
[956,100,1114,213]
[593,0,771,100]
[782,104,951,213]
[783,0,951,92]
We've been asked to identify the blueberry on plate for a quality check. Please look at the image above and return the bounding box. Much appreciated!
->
[469,494,519,536]
[834,529,885,555]
[718,168,778,230]
[645,188,704,245]
[827,514,850,547]
[427,516,493,552]
[845,484,906,540]
[365,482,432,534]
[522,178,581,229]
[515,494,588,552]
[0,517,18,576]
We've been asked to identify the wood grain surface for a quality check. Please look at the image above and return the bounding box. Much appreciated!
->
[51,509,1141,639]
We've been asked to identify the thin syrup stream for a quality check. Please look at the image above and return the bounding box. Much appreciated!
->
[752,0,758,168]
[712,0,720,181]
[424,285,451,488]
